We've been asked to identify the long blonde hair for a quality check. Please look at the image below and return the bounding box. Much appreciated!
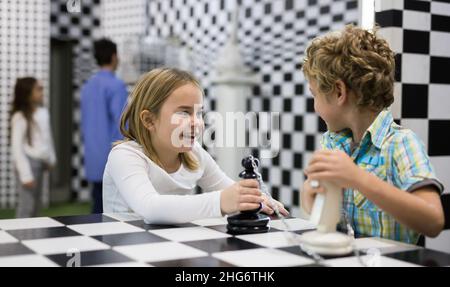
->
[117,68,201,170]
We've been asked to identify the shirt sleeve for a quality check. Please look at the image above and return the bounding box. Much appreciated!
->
[108,81,128,142]
[11,114,34,183]
[392,130,444,194]
[106,147,224,224]
[44,109,57,166]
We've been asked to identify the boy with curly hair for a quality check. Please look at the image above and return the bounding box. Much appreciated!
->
[300,25,444,244]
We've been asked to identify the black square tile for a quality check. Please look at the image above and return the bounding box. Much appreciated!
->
[384,249,450,267]
[127,220,197,231]
[151,256,234,267]
[403,30,429,54]
[184,237,262,253]
[0,243,34,257]
[52,214,117,225]
[375,10,403,27]
[432,14,450,33]
[404,0,430,12]
[430,56,450,84]
[46,250,134,267]
[401,84,428,118]
[7,227,81,241]
[92,232,167,246]
[206,224,279,235]
[429,120,450,156]
[279,245,360,260]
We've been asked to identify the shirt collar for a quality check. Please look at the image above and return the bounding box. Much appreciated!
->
[327,109,393,150]
[365,109,393,149]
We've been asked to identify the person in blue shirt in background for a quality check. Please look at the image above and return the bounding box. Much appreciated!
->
[81,38,128,213]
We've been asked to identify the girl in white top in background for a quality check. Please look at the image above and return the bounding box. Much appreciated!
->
[103,68,288,224]
[11,77,56,218]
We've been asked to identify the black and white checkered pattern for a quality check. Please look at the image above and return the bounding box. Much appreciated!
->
[375,0,450,252]
[50,0,102,201]
[0,0,50,208]
[145,0,359,216]
[1,213,449,267]
[376,0,450,192]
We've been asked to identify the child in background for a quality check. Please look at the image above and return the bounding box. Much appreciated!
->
[300,25,444,244]
[11,77,56,218]
[103,68,288,223]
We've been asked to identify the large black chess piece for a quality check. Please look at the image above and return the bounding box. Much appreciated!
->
[226,156,270,234]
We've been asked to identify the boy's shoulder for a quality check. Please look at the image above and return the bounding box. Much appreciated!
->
[383,121,424,148]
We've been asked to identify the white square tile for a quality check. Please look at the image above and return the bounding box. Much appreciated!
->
[213,248,314,267]
[236,231,301,248]
[113,242,207,262]
[379,27,403,53]
[149,226,231,242]
[0,217,64,230]
[0,230,18,244]
[426,230,450,254]
[22,236,110,255]
[353,238,399,251]
[431,1,450,17]
[375,0,403,11]
[67,222,144,236]
[429,84,450,119]
[269,218,316,231]
[402,54,430,84]
[430,32,450,57]
[191,217,228,226]
[324,255,420,267]
[430,157,450,194]
[403,11,431,31]
[0,255,59,267]
[103,213,143,222]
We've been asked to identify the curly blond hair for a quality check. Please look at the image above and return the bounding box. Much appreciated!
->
[302,24,395,111]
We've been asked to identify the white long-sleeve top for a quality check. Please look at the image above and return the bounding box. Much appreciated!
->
[11,107,56,184]
[102,141,235,224]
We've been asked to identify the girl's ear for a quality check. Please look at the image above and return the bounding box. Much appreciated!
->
[335,80,348,106]
[140,110,156,131]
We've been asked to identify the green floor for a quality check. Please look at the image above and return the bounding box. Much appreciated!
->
[0,202,91,219]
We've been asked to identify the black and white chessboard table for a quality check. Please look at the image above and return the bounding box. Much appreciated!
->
[0,213,449,267]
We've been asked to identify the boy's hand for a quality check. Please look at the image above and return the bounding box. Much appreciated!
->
[220,179,263,215]
[305,150,363,189]
[260,194,290,216]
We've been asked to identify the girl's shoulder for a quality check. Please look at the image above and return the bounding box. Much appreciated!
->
[11,111,25,123]
[109,140,158,165]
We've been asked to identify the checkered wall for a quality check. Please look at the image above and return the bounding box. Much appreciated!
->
[0,0,50,208]
[50,0,102,201]
[375,0,450,250]
[375,0,450,193]
[146,0,359,215]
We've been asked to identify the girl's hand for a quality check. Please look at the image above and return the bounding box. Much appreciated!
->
[304,150,362,189]
[260,195,290,216]
[300,178,326,214]
[220,179,263,214]
[23,181,36,189]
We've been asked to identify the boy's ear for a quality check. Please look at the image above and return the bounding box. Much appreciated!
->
[335,80,348,106]
[140,110,156,131]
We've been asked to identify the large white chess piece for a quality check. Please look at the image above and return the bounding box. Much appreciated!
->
[299,180,353,256]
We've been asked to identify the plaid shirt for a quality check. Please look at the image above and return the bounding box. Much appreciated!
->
[321,110,444,244]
